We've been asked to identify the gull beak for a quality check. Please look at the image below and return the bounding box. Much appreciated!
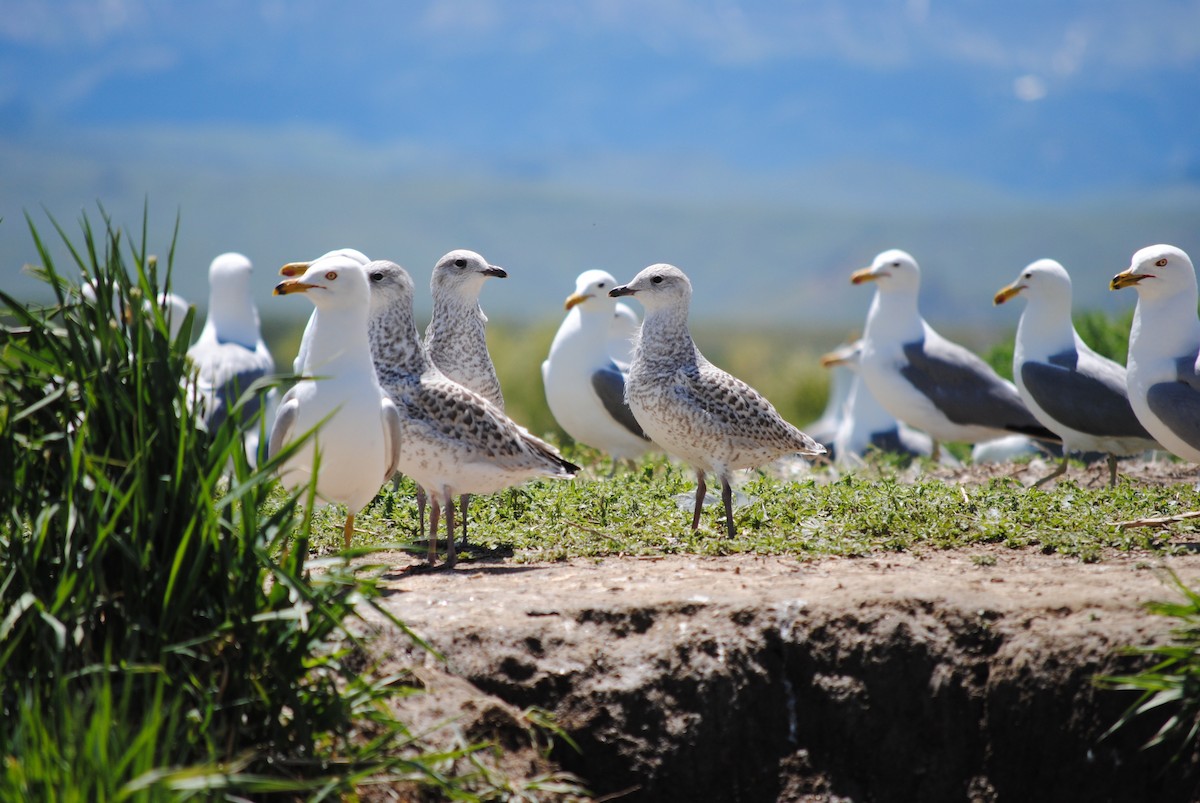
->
[279,261,310,278]
[564,292,591,311]
[609,284,635,298]
[993,282,1024,306]
[1110,269,1148,291]
[273,278,321,296]
[819,351,847,368]
[483,265,508,279]
[850,267,883,285]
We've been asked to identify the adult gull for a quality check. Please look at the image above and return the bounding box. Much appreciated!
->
[851,249,1057,458]
[542,269,653,465]
[186,252,276,461]
[1110,244,1200,463]
[269,254,402,549]
[280,248,370,375]
[610,264,825,537]
[994,258,1157,486]
[819,339,935,466]
[367,260,578,567]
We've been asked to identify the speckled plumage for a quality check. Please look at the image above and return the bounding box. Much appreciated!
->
[368,260,577,566]
[610,264,824,536]
[423,249,507,410]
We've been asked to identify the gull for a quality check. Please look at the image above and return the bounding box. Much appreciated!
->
[279,248,370,375]
[610,264,825,537]
[423,249,508,545]
[186,253,275,461]
[82,279,191,341]
[819,339,935,466]
[366,260,578,567]
[851,249,1057,459]
[804,353,855,452]
[1110,244,1200,463]
[424,249,508,409]
[269,254,402,549]
[994,258,1157,486]
[542,269,653,465]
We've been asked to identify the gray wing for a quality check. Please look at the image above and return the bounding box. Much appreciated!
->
[900,336,1057,440]
[268,390,299,461]
[1020,353,1152,439]
[590,362,650,440]
[1146,356,1200,451]
[381,397,402,480]
[191,341,274,430]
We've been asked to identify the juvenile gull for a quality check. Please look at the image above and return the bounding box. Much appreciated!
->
[280,248,370,375]
[851,249,1057,458]
[819,339,934,466]
[1110,244,1200,463]
[542,269,653,464]
[269,254,402,549]
[610,264,825,537]
[187,253,275,461]
[424,249,508,409]
[994,258,1157,486]
[366,260,578,567]
[423,249,508,545]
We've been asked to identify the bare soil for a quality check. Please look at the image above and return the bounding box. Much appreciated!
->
[360,461,1200,802]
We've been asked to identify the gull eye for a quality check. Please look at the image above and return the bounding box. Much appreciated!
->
[597,282,606,289]
[1156,258,1168,267]
[651,275,664,284]
[370,271,384,282]
[1024,272,1032,279]
[454,258,467,268]
[325,271,338,280]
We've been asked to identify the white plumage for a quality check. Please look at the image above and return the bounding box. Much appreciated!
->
[542,269,653,463]
[994,258,1157,485]
[186,252,275,462]
[851,249,1057,456]
[268,254,402,549]
[279,248,370,375]
[1110,244,1200,463]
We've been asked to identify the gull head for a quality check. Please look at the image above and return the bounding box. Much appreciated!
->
[819,339,864,371]
[274,254,369,310]
[208,252,253,293]
[1111,244,1195,300]
[609,263,693,313]
[994,258,1072,308]
[430,249,507,301]
[565,269,620,312]
[364,259,417,314]
[280,247,369,278]
[851,249,921,294]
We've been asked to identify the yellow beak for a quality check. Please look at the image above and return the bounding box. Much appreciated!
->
[1110,269,1147,291]
[273,279,321,296]
[564,292,591,311]
[850,267,882,285]
[279,261,310,278]
[993,282,1024,306]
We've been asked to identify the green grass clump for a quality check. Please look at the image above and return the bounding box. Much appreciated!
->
[0,210,578,800]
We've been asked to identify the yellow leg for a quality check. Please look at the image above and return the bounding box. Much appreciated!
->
[343,512,355,549]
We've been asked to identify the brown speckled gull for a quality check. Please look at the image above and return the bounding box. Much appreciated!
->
[610,263,825,537]
[367,260,577,567]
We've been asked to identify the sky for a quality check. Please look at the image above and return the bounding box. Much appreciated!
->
[2,0,1199,330]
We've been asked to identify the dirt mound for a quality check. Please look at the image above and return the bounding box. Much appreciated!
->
[365,548,1200,801]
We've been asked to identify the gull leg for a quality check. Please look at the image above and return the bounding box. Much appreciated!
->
[342,512,355,550]
[1032,455,1069,488]
[692,471,707,531]
[427,498,440,564]
[721,476,735,538]
[458,494,470,549]
[416,485,428,538]
[446,494,458,569]
[931,440,941,463]
[1107,453,1119,488]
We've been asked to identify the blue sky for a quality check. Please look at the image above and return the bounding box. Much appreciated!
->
[2,1,1199,328]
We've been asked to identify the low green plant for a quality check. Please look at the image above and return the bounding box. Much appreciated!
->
[1099,571,1200,764]
[0,209,580,799]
